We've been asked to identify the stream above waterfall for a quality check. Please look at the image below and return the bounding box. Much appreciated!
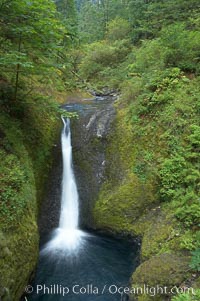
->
[25,97,139,301]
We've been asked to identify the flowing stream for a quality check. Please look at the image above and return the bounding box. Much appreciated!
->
[28,110,138,301]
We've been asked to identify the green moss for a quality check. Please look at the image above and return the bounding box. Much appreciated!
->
[93,107,158,235]
[0,215,38,301]
[131,253,190,301]
[141,211,182,260]
[20,97,61,202]
[0,96,60,301]
[94,173,156,234]
[0,114,36,229]
[105,107,136,180]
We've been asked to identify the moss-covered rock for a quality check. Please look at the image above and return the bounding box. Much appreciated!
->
[93,106,158,235]
[0,97,60,301]
[130,253,190,301]
[141,211,181,260]
[94,173,156,234]
[0,216,38,301]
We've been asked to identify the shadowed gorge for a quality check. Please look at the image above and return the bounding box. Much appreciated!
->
[27,102,138,301]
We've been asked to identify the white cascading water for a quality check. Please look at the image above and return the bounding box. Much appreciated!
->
[41,117,85,255]
[59,117,79,229]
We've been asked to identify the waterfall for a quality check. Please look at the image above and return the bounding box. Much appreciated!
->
[41,117,85,255]
[59,117,79,230]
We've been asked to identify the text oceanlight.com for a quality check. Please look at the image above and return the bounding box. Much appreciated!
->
[25,284,196,297]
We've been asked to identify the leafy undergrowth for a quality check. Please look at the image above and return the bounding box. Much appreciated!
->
[128,69,200,229]
[172,290,200,301]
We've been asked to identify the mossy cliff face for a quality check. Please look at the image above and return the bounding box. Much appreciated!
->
[93,101,198,300]
[94,106,158,235]
[0,99,60,301]
[0,218,38,301]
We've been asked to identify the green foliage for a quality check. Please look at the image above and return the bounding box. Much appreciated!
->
[190,249,200,271]
[80,39,131,88]
[0,0,66,72]
[78,1,105,43]
[127,0,200,43]
[130,23,200,75]
[129,75,200,228]
[160,24,200,73]
[172,290,200,301]
[180,230,200,251]
[60,109,79,119]
[159,156,186,200]
[77,0,130,43]
[0,114,36,228]
[0,150,31,221]
[56,0,78,34]
[0,0,81,102]
[106,17,131,42]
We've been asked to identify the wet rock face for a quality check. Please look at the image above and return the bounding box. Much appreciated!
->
[71,101,116,228]
[38,141,62,238]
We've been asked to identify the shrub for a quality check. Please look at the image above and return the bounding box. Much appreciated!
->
[172,290,200,301]
[106,17,131,42]
[190,249,200,271]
